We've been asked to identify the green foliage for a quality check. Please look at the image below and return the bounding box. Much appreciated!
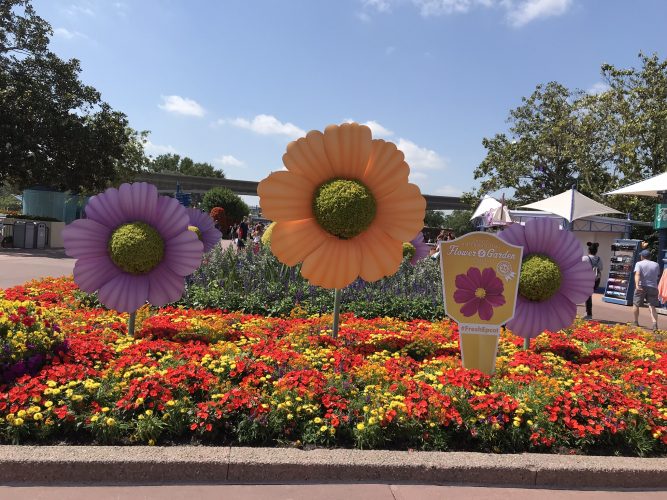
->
[2,213,60,221]
[442,210,475,236]
[147,154,224,179]
[201,188,249,223]
[472,53,666,222]
[108,222,164,275]
[0,1,148,192]
[402,242,416,260]
[424,210,446,228]
[519,255,562,302]
[313,180,376,239]
[261,222,276,249]
[182,246,444,321]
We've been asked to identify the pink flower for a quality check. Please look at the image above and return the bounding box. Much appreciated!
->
[453,267,506,321]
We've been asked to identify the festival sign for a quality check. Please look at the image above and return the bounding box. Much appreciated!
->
[439,232,523,374]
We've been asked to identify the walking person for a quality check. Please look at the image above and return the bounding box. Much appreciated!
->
[633,249,660,331]
[582,242,602,320]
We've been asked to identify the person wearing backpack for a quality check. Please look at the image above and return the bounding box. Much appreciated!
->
[582,242,602,320]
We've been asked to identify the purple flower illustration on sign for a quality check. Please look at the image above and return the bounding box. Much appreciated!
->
[453,267,506,321]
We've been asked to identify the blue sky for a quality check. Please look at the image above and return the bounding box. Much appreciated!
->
[34,0,667,205]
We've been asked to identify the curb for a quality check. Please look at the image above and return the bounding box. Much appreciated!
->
[1,446,666,488]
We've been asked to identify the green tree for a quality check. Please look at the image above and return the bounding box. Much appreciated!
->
[472,82,607,205]
[201,187,249,222]
[0,0,146,192]
[424,210,446,227]
[147,153,224,178]
[442,210,476,236]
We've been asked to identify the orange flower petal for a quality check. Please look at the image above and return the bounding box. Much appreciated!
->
[374,183,426,242]
[257,171,315,221]
[362,139,410,199]
[354,225,403,282]
[301,238,362,289]
[282,130,336,186]
[271,219,331,266]
[323,123,372,180]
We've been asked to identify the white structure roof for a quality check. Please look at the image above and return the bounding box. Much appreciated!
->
[605,171,667,197]
[520,188,621,222]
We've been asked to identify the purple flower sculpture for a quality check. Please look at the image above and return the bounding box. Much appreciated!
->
[185,207,222,253]
[62,183,204,313]
[498,218,593,339]
[453,267,506,321]
[409,232,430,265]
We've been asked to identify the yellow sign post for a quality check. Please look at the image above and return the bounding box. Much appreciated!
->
[439,232,522,374]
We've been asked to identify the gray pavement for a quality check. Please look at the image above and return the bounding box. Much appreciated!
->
[0,247,665,498]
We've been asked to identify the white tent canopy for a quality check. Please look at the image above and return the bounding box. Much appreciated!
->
[470,195,502,220]
[605,171,667,197]
[520,187,621,223]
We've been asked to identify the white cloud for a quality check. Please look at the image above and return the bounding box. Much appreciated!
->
[436,185,463,196]
[359,0,572,26]
[505,0,572,27]
[213,155,245,168]
[53,28,87,39]
[228,114,305,139]
[143,140,178,157]
[343,119,394,138]
[159,95,206,117]
[587,81,610,95]
[356,11,373,22]
[397,138,447,170]
[64,3,95,16]
[363,0,394,12]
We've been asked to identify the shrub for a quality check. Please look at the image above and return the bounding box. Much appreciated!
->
[201,188,249,223]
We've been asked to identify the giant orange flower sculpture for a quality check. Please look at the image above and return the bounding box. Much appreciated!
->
[258,123,426,289]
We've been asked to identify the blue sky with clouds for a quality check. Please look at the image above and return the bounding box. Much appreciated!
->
[34,0,667,203]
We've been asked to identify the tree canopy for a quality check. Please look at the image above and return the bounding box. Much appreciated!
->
[201,187,249,222]
[471,53,666,223]
[147,154,225,178]
[0,0,147,193]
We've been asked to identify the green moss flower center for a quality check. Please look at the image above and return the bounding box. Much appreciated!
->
[188,225,202,241]
[402,242,416,260]
[519,254,562,302]
[312,179,376,239]
[108,222,165,275]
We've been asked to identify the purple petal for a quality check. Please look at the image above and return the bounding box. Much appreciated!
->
[62,219,111,259]
[147,263,186,307]
[455,272,476,292]
[150,196,190,240]
[559,259,595,305]
[454,288,476,304]
[186,208,222,253]
[84,187,128,229]
[498,223,527,248]
[485,293,506,307]
[73,256,121,293]
[484,276,504,295]
[467,267,483,288]
[524,218,560,255]
[460,298,480,317]
[162,230,204,276]
[543,292,577,332]
[410,232,430,264]
[98,273,149,313]
[507,298,547,339]
[118,183,158,223]
[478,299,494,321]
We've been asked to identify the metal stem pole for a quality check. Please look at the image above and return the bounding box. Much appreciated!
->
[128,311,136,337]
[332,288,342,339]
[523,337,530,350]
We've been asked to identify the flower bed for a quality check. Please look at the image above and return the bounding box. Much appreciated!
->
[0,277,665,456]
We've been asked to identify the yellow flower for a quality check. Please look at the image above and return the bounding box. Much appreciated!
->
[258,123,425,288]
[33,412,43,421]
[313,417,322,424]
[356,423,365,431]
[320,425,328,432]
[106,418,116,427]
[13,418,24,426]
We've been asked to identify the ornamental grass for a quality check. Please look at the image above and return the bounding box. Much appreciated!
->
[0,277,665,456]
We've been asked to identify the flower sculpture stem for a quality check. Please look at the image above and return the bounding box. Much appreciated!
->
[523,337,529,350]
[332,288,342,339]
[128,311,136,337]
